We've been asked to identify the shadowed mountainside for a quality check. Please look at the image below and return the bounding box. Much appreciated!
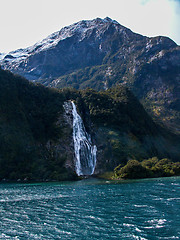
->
[0,67,179,181]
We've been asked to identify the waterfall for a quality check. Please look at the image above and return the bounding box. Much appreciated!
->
[71,101,97,176]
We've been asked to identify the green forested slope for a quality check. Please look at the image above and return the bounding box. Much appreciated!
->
[0,68,179,181]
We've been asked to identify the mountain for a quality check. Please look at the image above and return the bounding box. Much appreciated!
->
[0,17,179,133]
[0,67,179,181]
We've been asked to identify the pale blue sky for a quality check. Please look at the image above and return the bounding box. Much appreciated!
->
[0,0,179,53]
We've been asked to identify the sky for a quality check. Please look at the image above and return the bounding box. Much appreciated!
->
[0,0,180,53]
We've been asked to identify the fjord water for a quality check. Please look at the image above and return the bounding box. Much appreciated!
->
[0,177,179,240]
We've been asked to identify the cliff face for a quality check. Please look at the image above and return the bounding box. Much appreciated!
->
[0,17,179,133]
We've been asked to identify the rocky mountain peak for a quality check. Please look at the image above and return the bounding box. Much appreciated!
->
[0,17,119,59]
[0,17,178,82]
[0,17,179,133]
[0,17,135,80]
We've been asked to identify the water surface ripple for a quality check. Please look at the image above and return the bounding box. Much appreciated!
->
[0,177,179,239]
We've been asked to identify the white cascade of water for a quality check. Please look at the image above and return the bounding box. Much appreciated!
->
[71,101,97,176]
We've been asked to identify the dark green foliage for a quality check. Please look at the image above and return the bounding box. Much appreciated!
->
[142,157,180,177]
[50,47,180,134]
[72,87,180,171]
[114,160,149,179]
[0,68,77,181]
[113,157,180,179]
[79,86,157,134]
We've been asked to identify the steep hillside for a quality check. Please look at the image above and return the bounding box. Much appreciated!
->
[0,67,76,181]
[77,87,180,173]
[0,68,179,181]
[0,17,179,133]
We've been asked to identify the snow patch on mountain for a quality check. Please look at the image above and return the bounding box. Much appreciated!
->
[0,53,6,61]
[0,17,118,67]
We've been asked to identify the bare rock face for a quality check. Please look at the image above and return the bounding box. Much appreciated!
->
[62,101,74,171]
[54,101,75,170]
[0,17,124,79]
[63,101,73,127]
[41,101,75,177]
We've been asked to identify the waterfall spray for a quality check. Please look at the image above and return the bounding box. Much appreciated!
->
[71,101,97,176]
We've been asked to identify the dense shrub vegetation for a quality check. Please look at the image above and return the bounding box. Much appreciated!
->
[113,157,180,179]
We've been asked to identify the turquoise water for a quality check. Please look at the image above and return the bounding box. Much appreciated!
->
[0,177,179,240]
